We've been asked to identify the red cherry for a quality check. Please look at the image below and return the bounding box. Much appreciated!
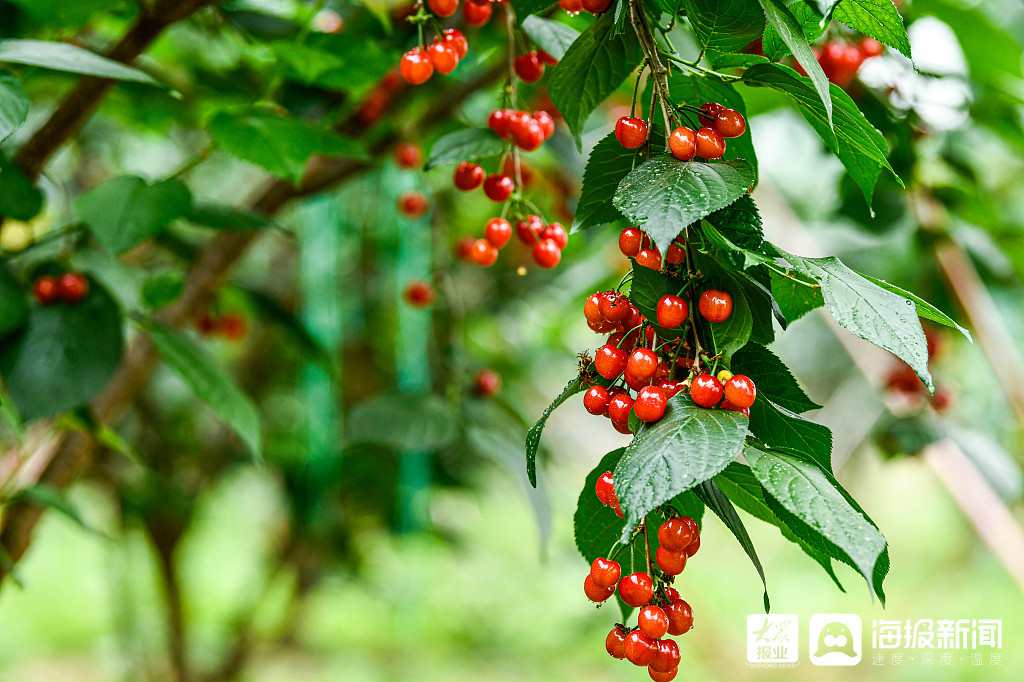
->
[655,379,684,399]
[583,385,611,415]
[932,386,954,412]
[584,574,615,602]
[595,470,618,507]
[453,161,485,190]
[590,557,622,589]
[658,517,693,552]
[860,36,883,58]
[516,214,544,244]
[483,174,514,201]
[514,52,545,83]
[57,272,90,304]
[606,625,628,660]
[471,238,499,266]
[669,126,697,161]
[665,242,685,265]
[656,295,688,329]
[595,344,628,380]
[649,667,679,682]
[684,534,700,557]
[484,217,513,248]
[698,101,724,127]
[615,117,649,149]
[532,238,562,268]
[455,236,476,262]
[584,292,605,323]
[619,227,643,257]
[588,318,618,334]
[559,0,583,10]
[195,313,217,335]
[581,0,613,13]
[624,370,651,392]
[624,629,658,666]
[618,572,654,608]
[394,142,422,169]
[721,399,751,417]
[427,40,459,75]
[533,110,556,139]
[636,248,662,270]
[681,516,699,538]
[714,109,746,138]
[663,586,680,602]
[488,108,513,138]
[427,0,458,17]
[540,222,568,249]
[599,293,630,323]
[607,392,634,423]
[655,546,688,575]
[634,386,667,422]
[651,639,681,673]
[219,313,247,340]
[690,374,723,407]
[442,28,468,59]
[626,348,658,381]
[638,605,670,639]
[514,119,546,151]
[724,374,756,408]
[695,126,726,159]
[665,599,694,635]
[399,48,433,85]
[473,368,501,397]
[537,49,558,66]
[698,289,732,322]
[398,191,429,217]
[462,0,492,26]
[403,280,434,307]
[611,418,632,435]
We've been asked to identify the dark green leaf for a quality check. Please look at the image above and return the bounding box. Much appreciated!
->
[614,395,748,536]
[858,272,971,341]
[769,267,823,322]
[75,176,193,255]
[348,392,456,452]
[833,0,912,60]
[685,0,767,54]
[708,52,771,69]
[573,128,664,233]
[527,372,593,486]
[0,266,27,339]
[141,271,185,310]
[613,155,757,255]
[0,71,28,142]
[0,152,43,221]
[189,203,274,231]
[761,1,825,61]
[705,195,763,251]
[731,343,820,413]
[549,11,643,146]
[425,128,505,170]
[522,16,580,62]
[0,280,123,421]
[0,39,157,83]
[748,397,833,472]
[509,0,555,24]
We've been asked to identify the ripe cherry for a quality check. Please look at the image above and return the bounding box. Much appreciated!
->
[219,313,247,340]
[682,515,699,538]
[514,52,545,83]
[611,418,632,435]
[649,667,679,682]
[516,214,543,244]
[607,392,635,423]
[484,217,513,248]
[514,119,545,151]
[655,546,687,575]
[624,370,651,392]
[624,629,658,666]
[665,599,694,635]
[453,161,485,190]
[618,572,654,608]
[690,374,723,407]
[403,280,434,307]
[626,348,658,381]
[540,222,568,249]
[663,586,680,602]
[720,399,750,417]
[427,40,459,75]
[584,292,605,323]
[656,379,683,399]
[698,101,724,127]
[559,0,583,11]
[595,471,619,507]
[399,48,433,85]
[651,639,681,674]
[427,0,457,17]
[488,108,512,138]
[483,174,514,201]
[590,557,622,589]
[714,108,746,138]
[606,625,628,660]
[636,248,662,270]
[724,374,756,408]
[658,517,693,552]
[698,289,732,322]
[398,191,429,217]
[583,385,611,415]
[595,344,629,379]
[584,575,615,602]
[442,28,468,59]
[394,142,422,169]
[695,126,726,159]
[462,0,492,26]
[455,236,476,262]
[58,272,90,304]
[537,49,558,66]
[588,318,618,334]
[665,242,685,265]
[656,295,688,329]
[582,0,613,13]
[860,36,883,58]
[471,238,499,266]
[684,534,700,557]
[669,126,697,161]
[599,293,630,323]
[616,117,648,149]
[532,238,562,268]
[639,605,670,639]
[619,227,643,257]
[634,386,667,422]
[533,110,556,139]
[473,368,501,397]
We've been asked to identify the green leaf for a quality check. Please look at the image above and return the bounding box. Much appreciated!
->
[210,111,366,184]
[0,152,43,221]
[188,203,274,231]
[573,128,664,233]
[0,280,123,421]
[695,479,770,612]
[776,248,932,391]
[137,317,262,459]
[745,444,887,600]
[0,266,27,339]
[858,273,971,342]
[708,52,771,69]
[425,128,505,170]
[549,11,643,146]
[769,267,822,322]
[9,484,99,535]
[755,0,833,125]
[348,392,457,452]
[0,71,28,142]
[670,74,758,177]
[694,252,754,363]
[614,395,748,537]
[522,16,580,62]
[141,271,184,310]
[509,0,555,24]
[685,0,767,54]
[833,0,912,60]
[730,343,820,413]
[527,372,592,487]
[761,1,825,62]
[627,261,685,340]
[705,195,763,252]
[270,41,344,85]
[75,176,192,255]
[0,39,157,84]
[748,397,833,472]
[613,155,757,255]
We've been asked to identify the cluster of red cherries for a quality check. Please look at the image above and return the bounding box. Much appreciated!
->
[802,37,884,87]
[615,102,747,162]
[455,214,567,269]
[31,272,90,306]
[557,0,615,15]
[194,311,248,341]
[399,27,469,85]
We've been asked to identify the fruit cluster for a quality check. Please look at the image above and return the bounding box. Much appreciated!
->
[615,102,746,162]
[802,37,884,87]
[32,272,89,306]
[558,0,615,15]
[399,28,469,85]
[194,311,248,341]
[456,215,567,269]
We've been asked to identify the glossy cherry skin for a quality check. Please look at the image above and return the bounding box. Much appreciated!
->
[724,374,756,408]
[584,292,605,323]
[669,126,697,161]
[616,117,649,149]
[32,275,59,305]
[455,236,476,263]
[600,293,630,323]
[403,280,434,307]
[483,174,514,201]
[714,108,746,138]
[532,238,562,268]
[636,248,662,270]
[473,369,501,397]
[462,0,492,25]
[471,239,498,266]
[684,534,701,557]
[540,222,568,249]
[394,142,422,169]
[698,101,724,127]
[655,379,684,399]
[665,599,694,635]
[720,399,751,417]
[627,348,659,381]
[537,49,558,66]
[651,639,681,674]
[681,516,699,539]
[607,392,634,423]
[533,110,556,139]
[595,471,618,507]
[427,0,458,17]
[399,48,433,85]
[698,289,733,322]
[427,40,459,75]
[581,0,613,12]
[595,344,629,379]
[514,119,545,151]
[619,227,643,257]
[656,295,688,328]
[488,108,513,138]
[695,126,726,159]
[453,161,485,190]
[58,272,90,303]
[484,217,513,248]
[606,625,628,659]
[655,546,688,575]
[584,385,611,415]
[590,557,622,589]
[588,318,618,334]
[665,242,685,265]
[663,586,680,602]
[649,668,679,682]
[514,52,545,83]
[634,385,667,422]
[442,28,468,58]
[559,0,583,11]
[398,192,429,217]
[618,572,655,608]
[690,374,723,408]
[516,214,544,244]
[624,629,658,666]
[639,605,670,639]
[658,517,693,552]
[584,575,615,602]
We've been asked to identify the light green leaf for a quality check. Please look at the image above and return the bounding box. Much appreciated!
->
[0,71,28,142]
[769,266,823,322]
[858,272,971,341]
[348,392,457,452]
[0,39,157,83]
[833,0,912,60]
[75,176,192,255]
[761,0,825,62]
[685,0,767,54]
[522,16,580,62]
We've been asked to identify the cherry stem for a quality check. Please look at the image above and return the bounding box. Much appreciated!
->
[504,8,525,191]
[643,517,652,576]
[630,0,676,146]
[630,64,646,119]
